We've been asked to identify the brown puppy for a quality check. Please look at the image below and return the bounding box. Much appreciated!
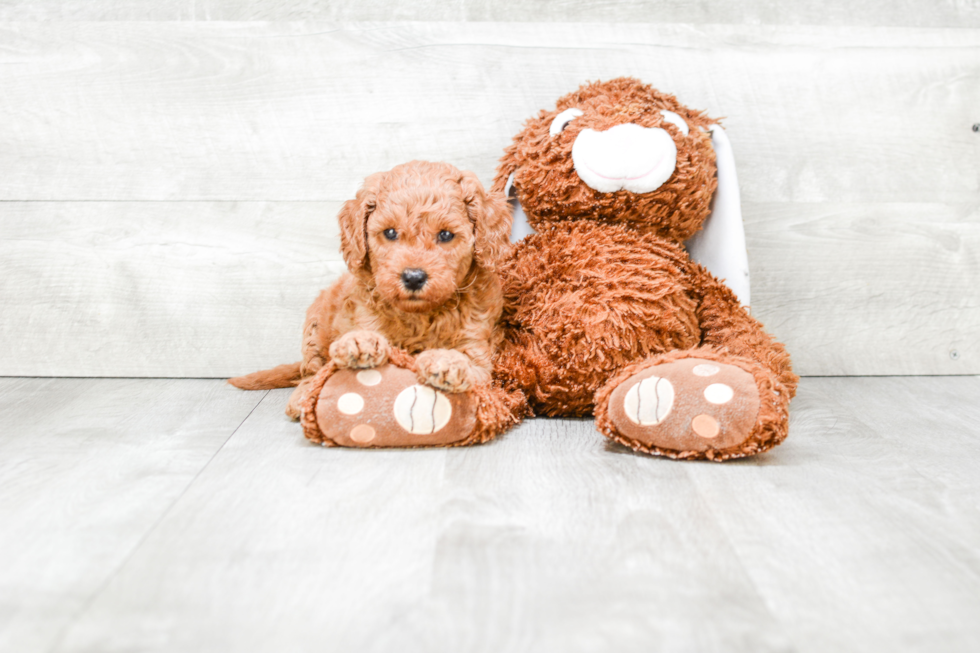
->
[229,160,512,419]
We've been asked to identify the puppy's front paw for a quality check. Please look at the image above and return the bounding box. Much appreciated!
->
[329,330,390,369]
[416,349,478,393]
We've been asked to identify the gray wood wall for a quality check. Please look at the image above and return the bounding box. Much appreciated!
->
[1,4,978,377]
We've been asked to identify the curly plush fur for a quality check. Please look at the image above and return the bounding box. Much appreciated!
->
[493,78,718,242]
[489,77,797,460]
[229,160,513,419]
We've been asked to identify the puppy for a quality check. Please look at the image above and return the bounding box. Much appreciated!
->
[229,160,512,419]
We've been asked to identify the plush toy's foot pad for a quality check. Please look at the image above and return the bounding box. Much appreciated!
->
[311,364,478,447]
[607,358,760,455]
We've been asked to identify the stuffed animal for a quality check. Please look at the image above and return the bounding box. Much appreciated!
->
[490,77,798,460]
[304,77,797,461]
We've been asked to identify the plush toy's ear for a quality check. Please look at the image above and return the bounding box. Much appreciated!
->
[492,138,533,244]
[504,173,537,243]
[337,172,382,272]
[491,142,520,196]
[685,125,751,308]
[459,171,512,271]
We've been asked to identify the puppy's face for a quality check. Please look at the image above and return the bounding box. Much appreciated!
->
[337,161,511,314]
[366,187,475,313]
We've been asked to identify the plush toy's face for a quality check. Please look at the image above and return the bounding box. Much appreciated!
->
[496,78,718,242]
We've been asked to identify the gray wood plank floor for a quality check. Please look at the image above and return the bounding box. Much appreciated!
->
[1,376,979,652]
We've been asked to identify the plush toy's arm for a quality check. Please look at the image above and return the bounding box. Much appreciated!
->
[691,264,797,397]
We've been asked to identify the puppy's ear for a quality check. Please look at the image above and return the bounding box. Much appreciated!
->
[338,172,382,272]
[459,171,512,272]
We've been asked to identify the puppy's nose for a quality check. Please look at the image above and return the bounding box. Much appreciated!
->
[401,268,428,291]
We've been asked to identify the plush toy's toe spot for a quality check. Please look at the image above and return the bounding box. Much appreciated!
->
[393,384,453,434]
[623,376,674,425]
[704,383,734,404]
[337,392,364,415]
[692,363,720,377]
[691,414,720,438]
[356,369,383,386]
[349,424,376,443]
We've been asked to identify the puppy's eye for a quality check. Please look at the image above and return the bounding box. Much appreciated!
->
[383,228,398,241]
[437,230,455,243]
[549,108,584,137]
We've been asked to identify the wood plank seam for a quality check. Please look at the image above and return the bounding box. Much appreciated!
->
[43,388,270,652]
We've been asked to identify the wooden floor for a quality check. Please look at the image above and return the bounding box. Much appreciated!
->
[1,376,979,652]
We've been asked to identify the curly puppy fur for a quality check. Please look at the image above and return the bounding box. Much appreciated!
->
[229,160,513,419]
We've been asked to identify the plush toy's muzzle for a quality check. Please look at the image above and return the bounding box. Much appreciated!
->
[572,123,678,194]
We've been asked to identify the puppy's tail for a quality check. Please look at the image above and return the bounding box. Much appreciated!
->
[228,362,303,390]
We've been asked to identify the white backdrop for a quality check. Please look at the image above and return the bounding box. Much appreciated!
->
[0,17,977,377]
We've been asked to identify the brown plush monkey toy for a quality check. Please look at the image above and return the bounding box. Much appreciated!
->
[302,77,796,461]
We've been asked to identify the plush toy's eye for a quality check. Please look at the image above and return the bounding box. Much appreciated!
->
[383,228,398,241]
[437,230,455,243]
[659,110,690,136]
[549,108,584,137]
